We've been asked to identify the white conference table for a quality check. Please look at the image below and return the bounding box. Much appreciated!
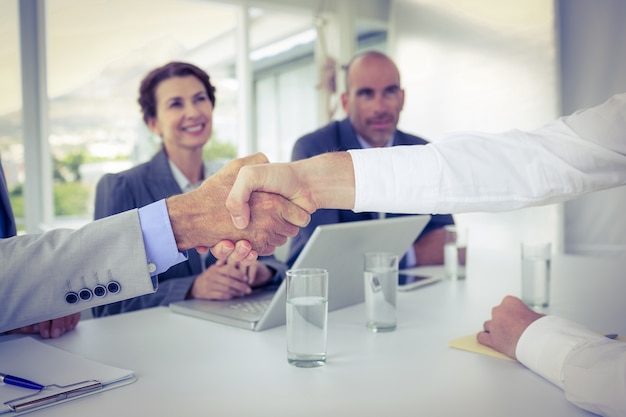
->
[9,249,626,416]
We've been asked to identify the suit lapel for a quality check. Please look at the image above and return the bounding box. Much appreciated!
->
[144,148,183,200]
[337,119,363,150]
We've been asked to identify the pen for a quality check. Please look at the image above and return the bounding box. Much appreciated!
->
[0,373,45,391]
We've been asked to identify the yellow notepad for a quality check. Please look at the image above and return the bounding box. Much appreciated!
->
[448,333,513,361]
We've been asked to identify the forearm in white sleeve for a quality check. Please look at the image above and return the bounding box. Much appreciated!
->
[562,337,626,417]
[516,315,626,417]
[349,93,626,214]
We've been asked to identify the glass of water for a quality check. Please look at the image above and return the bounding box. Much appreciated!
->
[444,225,468,280]
[286,268,328,368]
[364,252,399,332]
[520,242,552,309]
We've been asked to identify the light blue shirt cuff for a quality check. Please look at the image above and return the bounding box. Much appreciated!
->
[138,199,188,276]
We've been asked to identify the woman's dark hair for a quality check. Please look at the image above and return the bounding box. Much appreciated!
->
[138,61,216,125]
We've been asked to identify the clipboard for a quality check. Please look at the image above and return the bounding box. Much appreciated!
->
[0,337,136,415]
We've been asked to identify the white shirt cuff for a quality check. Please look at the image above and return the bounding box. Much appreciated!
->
[515,315,605,389]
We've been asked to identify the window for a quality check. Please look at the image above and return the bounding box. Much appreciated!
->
[255,58,318,163]
[6,0,388,231]
[0,0,24,230]
[45,0,239,225]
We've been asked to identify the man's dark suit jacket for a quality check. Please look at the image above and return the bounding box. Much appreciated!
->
[287,118,455,267]
[0,160,17,238]
[93,147,285,317]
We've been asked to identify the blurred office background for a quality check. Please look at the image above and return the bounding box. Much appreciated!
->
[1,0,624,258]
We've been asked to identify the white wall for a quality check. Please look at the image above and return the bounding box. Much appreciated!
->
[558,0,626,257]
[255,62,319,162]
[388,0,562,255]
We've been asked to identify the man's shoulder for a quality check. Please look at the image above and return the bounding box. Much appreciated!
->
[96,156,165,196]
[100,150,164,182]
[100,160,150,183]
[292,120,344,160]
[394,129,429,146]
[297,120,341,143]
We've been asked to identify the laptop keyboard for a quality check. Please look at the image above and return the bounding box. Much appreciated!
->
[228,299,272,315]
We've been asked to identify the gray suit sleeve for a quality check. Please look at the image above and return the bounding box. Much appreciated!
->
[93,274,194,316]
[0,210,156,333]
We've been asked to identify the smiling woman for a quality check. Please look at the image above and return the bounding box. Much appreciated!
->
[139,62,216,185]
[90,61,287,318]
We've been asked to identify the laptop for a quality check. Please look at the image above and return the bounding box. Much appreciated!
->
[169,215,431,331]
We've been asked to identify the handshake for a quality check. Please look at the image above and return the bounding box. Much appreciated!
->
[165,152,355,262]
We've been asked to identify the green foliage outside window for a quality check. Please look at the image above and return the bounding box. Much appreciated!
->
[53,182,91,215]
[203,136,237,161]
[8,137,236,223]
[8,185,24,219]
[9,181,90,218]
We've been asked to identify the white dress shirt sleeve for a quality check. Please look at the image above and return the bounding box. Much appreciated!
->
[515,315,603,388]
[349,92,626,214]
[516,315,626,417]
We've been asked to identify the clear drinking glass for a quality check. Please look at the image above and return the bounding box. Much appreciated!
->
[364,252,398,332]
[520,242,552,309]
[286,268,329,367]
[444,225,468,280]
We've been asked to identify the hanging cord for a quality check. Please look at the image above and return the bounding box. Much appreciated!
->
[314,2,338,121]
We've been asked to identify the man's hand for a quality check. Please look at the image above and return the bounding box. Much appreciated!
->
[477,295,544,359]
[209,240,258,264]
[6,313,81,339]
[167,153,311,256]
[189,259,252,300]
[226,152,355,229]
[189,258,273,300]
[226,161,317,230]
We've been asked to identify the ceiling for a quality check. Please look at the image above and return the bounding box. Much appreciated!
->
[0,0,390,116]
